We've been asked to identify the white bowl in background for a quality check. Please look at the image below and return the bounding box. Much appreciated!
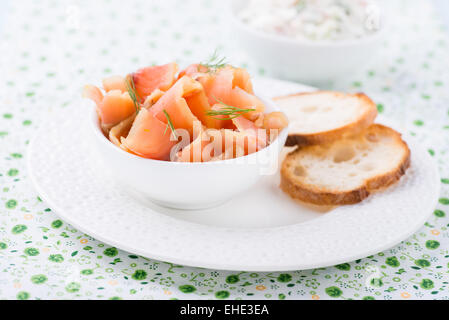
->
[89,96,288,210]
[229,0,387,85]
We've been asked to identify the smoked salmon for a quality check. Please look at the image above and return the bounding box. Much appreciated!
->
[83,84,103,106]
[150,76,203,137]
[179,64,254,94]
[109,114,136,148]
[190,67,264,121]
[102,75,127,93]
[83,60,288,162]
[83,85,136,129]
[122,108,178,160]
[132,62,178,101]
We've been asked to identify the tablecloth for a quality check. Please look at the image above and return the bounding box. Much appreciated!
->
[0,0,448,300]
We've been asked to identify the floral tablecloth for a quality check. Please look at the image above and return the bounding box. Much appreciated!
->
[0,0,448,300]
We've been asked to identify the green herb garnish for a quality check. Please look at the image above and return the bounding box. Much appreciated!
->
[126,75,141,113]
[205,96,255,120]
[163,109,178,140]
[199,49,228,73]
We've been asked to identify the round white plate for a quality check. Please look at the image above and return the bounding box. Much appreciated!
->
[27,77,440,271]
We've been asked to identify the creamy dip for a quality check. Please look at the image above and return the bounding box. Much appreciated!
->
[238,0,381,41]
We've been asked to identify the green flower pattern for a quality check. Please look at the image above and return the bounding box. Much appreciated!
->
[0,0,448,300]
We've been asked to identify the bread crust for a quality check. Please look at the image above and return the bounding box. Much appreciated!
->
[280,124,411,206]
[273,92,378,147]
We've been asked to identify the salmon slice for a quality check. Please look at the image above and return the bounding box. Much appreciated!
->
[229,87,265,121]
[143,89,165,109]
[177,123,264,162]
[83,85,104,106]
[178,64,208,79]
[184,90,225,129]
[176,122,208,162]
[150,76,203,137]
[177,128,227,162]
[232,116,268,151]
[260,111,289,143]
[201,67,234,106]
[192,68,236,129]
[83,85,136,129]
[232,68,254,93]
[206,129,262,160]
[98,90,137,128]
[103,75,127,92]
[193,67,263,122]
[122,108,178,160]
[132,62,179,101]
[262,112,289,130]
[207,103,235,129]
[180,64,253,93]
[199,128,240,161]
[109,114,136,148]
[233,116,261,135]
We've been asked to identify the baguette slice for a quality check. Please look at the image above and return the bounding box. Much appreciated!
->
[274,91,378,147]
[280,124,411,206]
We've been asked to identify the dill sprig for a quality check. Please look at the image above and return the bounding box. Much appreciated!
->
[125,75,141,114]
[163,109,178,140]
[199,49,228,73]
[205,96,256,120]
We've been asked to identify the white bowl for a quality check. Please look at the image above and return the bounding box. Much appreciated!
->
[229,0,387,85]
[89,96,288,210]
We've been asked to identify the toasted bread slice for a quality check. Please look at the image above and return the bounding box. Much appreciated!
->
[273,91,378,147]
[280,124,411,205]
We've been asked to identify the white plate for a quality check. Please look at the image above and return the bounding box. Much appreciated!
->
[27,77,440,271]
